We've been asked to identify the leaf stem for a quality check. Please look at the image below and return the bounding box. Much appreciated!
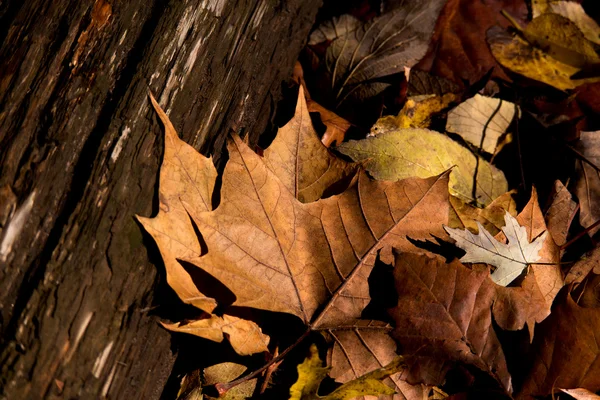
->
[559,218,600,251]
[214,328,312,396]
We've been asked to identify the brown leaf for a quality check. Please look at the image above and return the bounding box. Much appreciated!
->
[137,93,218,312]
[388,252,512,391]
[560,388,600,400]
[448,191,517,236]
[136,94,269,354]
[263,86,357,202]
[186,133,450,390]
[309,0,447,107]
[306,99,351,148]
[389,191,563,392]
[517,292,600,399]
[545,180,578,248]
[565,246,600,285]
[416,0,528,86]
[574,131,600,237]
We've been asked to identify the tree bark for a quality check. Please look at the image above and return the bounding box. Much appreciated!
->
[0,0,320,398]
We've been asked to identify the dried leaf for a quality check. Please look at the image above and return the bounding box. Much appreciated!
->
[446,95,518,154]
[187,132,449,388]
[417,0,528,86]
[448,191,517,236]
[545,180,578,247]
[312,1,446,106]
[306,99,351,148]
[370,94,458,136]
[203,362,257,400]
[517,13,600,68]
[445,211,547,286]
[161,315,270,356]
[336,128,508,206]
[487,26,600,90]
[560,388,600,400]
[136,95,269,354]
[565,246,600,285]
[289,344,407,400]
[532,1,600,45]
[264,86,357,202]
[388,252,513,391]
[574,131,600,237]
[407,70,460,97]
[518,292,600,399]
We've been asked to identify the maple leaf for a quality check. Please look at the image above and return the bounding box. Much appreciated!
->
[444,211,548,286]
[139,90,451,395]
[136,94,270,356]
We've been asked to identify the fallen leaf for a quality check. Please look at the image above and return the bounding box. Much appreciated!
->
[264,86,357,202]
[446,94,518,154]
[565,246,600,285]
[136,94,269,355]
[487,26,600,90]
[306,99,351,147]
[388,252,513,391]
[370,93,458,136]
[204,362,257,400]
[161,315,270,356]
[417,0,528,86]
[336,128,508,206]
[532,1,600,45]
[289,343,409,400]
[445,211,548,286]
[310,1,446,107]
[574,131,600,237]
[187,132,449,390]
[407,70,461,97]
[544,180,578,247]
[560,388,600,400]
[511,12,600,69]
[448,191,517,236]
[518,292,600,399]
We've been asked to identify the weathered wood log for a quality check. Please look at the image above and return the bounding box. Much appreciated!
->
[0,0,321,398]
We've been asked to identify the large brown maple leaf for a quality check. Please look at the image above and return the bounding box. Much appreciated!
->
[139,89,449,396]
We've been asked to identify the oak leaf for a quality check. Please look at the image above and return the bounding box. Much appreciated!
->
[444,211,548,286]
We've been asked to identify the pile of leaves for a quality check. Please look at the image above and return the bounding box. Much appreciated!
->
[138,0,600,399]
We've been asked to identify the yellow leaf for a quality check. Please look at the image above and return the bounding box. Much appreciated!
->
[370,93,457,136]
[337,128,508,206]
[488,26,600,90]
[448,191,517,236]
[289,344,403,400]
[532,1,600,45]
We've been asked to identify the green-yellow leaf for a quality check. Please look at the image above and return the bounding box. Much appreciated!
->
[289,344,403,400]
[446,94,518,154]
[336,128,508,206]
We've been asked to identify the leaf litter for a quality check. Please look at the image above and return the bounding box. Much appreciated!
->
[137,1,600,398]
